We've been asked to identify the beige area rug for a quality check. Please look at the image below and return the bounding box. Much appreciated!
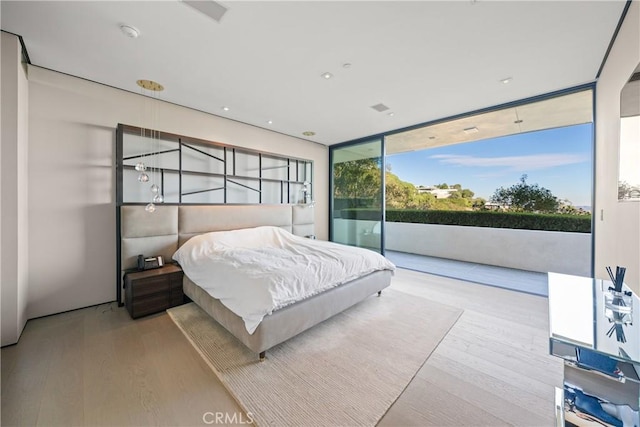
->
[167,289,462,427]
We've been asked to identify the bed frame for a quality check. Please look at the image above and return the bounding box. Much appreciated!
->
[119,204,392,360]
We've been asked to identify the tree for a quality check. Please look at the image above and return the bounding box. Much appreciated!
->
[431,196,471,210]
[452,183,462,190]
[385,172,418,209]
[490,174,559,213]
[460,188,474,199]
[436,183,449,189]
[333,158,381,207]
[472,197,487,209]
[406,192,435,210]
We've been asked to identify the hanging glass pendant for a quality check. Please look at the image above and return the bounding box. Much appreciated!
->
[153,194,164,203]
[145,203,156,213]
[138,172,149,183]
[150,184,159,194]
[135,162,146,172]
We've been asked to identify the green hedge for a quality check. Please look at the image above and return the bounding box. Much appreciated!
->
[339,209,592,233]
[333,198,377,210]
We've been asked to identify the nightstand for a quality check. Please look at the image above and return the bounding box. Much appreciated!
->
[124,264,184,319]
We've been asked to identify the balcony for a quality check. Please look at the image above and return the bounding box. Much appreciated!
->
[333,218,592,283]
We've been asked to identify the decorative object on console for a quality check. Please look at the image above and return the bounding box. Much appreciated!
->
[606,265,627,292]
[604,265,632,343]
[605,300,631,343]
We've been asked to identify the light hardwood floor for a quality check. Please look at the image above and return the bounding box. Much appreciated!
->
[1,268,563,426]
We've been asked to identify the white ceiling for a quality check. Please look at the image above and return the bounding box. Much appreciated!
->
[0,1,627,145]
[386,89,594,155]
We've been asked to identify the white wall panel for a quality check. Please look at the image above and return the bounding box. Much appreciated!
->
[27,66,327,319]
[1,33,29,345]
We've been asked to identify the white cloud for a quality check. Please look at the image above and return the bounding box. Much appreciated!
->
[429,153,589,172]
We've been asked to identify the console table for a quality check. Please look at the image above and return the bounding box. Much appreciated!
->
[548,272,639,426]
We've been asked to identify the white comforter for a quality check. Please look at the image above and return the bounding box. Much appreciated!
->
[172,226,395,334]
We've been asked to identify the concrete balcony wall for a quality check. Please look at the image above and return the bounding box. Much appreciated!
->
[333,219,591,276]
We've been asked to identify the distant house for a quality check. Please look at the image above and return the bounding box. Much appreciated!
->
[484,202,507,211]
[416,185,458,199]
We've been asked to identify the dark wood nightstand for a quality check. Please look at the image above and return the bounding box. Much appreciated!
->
[124,264,184,319]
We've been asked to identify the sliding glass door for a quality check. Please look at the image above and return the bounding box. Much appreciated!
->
[330,138,384,253]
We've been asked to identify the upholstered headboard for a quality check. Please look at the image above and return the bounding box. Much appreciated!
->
[120,204,315,271]
[117,204,314,303]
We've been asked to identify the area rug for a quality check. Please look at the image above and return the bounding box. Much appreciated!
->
[167,288,462,426]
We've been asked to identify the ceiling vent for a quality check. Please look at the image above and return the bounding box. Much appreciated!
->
[371,103,390,112]
[182,0,228,23]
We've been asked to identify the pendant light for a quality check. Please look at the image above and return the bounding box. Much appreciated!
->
[137,79,165,212]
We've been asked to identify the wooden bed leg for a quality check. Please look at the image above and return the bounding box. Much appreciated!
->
[259,351,266,361]
[377,290,382,297]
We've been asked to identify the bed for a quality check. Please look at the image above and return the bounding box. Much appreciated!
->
[119,204,395,360]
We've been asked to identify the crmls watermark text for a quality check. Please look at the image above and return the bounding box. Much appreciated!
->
[202,411,254,425]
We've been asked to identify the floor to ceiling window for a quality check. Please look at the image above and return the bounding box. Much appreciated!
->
[330,138,384,253]
[329,86,595,280]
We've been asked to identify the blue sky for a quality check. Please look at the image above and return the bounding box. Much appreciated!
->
[387,124,593,207]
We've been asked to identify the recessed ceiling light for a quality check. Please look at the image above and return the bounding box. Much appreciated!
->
[222,106,230,111]
[267,120,273,125]
[343,63,352,69]
[119,24,140,39]
[463,127,479,134]
[321,72,333,80]
[514,119,523,124]
[500,77,513,84]
[428,136,436,140]
[136,80,163,91]
[387,112,395,117]
[302,131,315,137]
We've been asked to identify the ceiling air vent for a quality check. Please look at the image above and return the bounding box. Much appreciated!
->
[182,0,228,23]
[371,103,390,112]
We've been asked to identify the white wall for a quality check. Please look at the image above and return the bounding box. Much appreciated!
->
[384,222,591,276]
[333,219,591,275]
[595,1,640,294]
[26,65,328,319]
[1,32,29,346]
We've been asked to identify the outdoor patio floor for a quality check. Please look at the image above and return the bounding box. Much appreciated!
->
[385,250,548,296]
